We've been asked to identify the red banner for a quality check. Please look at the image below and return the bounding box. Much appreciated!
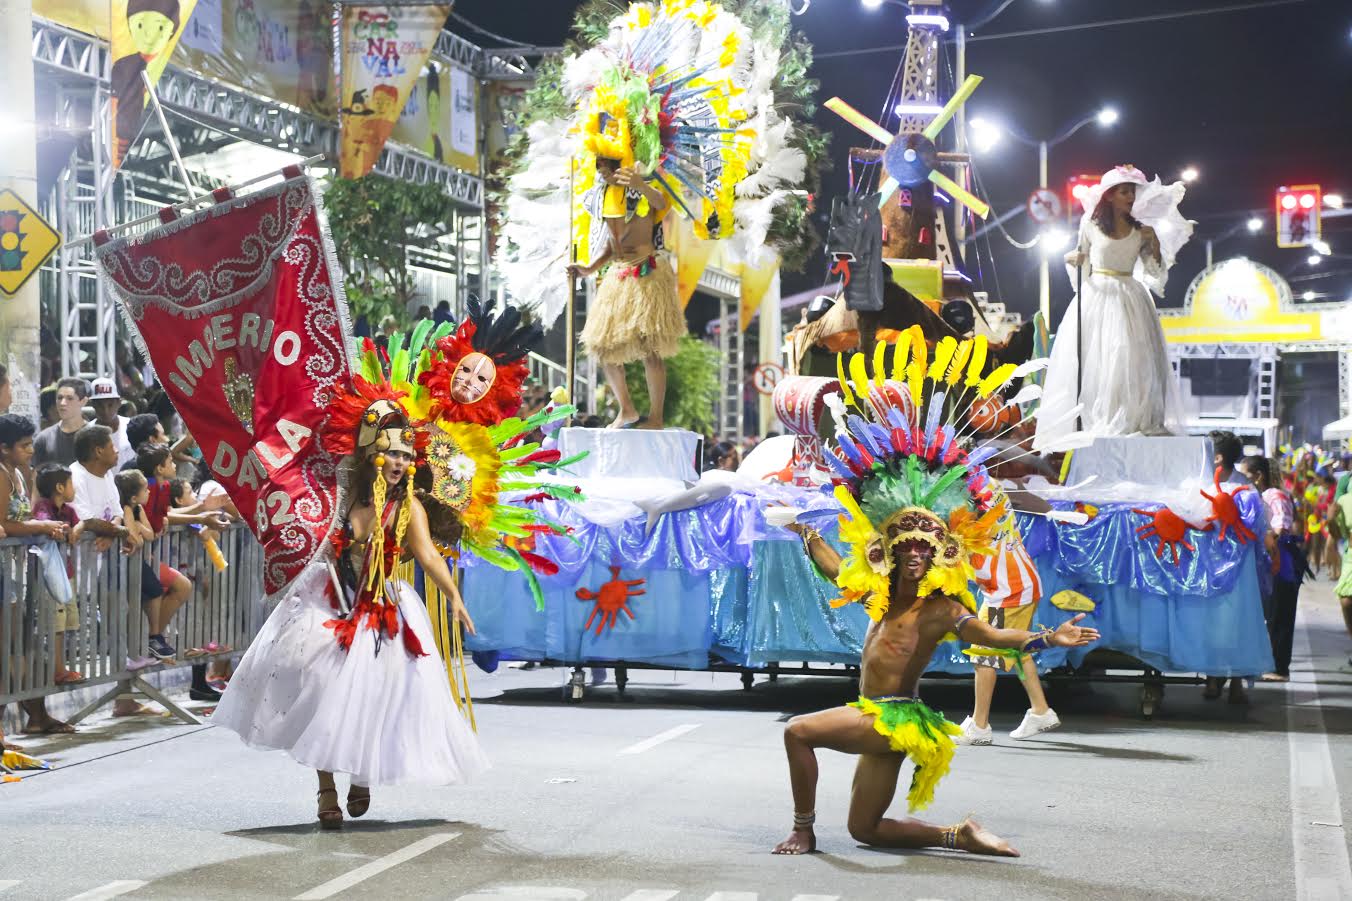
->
[94,173,353,596]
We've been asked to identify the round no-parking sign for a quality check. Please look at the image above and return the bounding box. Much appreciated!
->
[753,362,785,396]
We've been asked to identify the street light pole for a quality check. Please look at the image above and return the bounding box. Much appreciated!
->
[1038,139,1050,324]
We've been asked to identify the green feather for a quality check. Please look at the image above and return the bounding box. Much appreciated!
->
[407,319,434,360]
[906,455,924,505]
[922,463,971,508]
[501,545,546,611]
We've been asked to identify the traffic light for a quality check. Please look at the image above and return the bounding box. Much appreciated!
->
[1276,185,1321,248]
[1066,174,1100,219]
[0,210,25,273]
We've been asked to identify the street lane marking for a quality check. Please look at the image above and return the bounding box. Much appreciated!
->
[0,883,21,894]
[1287,608,1352,901]
[293,833,459,900]
[702,894,758,901]
[455,891,585,900]
[619,892,680,901]
[619,724,700,755]
[64,882,148,901]
[791,896,840,901]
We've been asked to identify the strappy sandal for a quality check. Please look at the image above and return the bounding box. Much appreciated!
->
[347,785,371,818]
[317,788,343,830]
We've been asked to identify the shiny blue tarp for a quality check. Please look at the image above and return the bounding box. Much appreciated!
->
[462,494,1273,675]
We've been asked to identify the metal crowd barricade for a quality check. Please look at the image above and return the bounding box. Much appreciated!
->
[0,523,264,728]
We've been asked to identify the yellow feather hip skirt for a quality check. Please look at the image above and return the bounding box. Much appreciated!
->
[851,695,962,812]
[581,253,684,367]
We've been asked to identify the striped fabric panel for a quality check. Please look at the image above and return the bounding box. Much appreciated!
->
[971,534,1043,609]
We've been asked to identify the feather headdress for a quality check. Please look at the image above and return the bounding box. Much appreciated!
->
[356,317,586,610]
[824,328,1038,619]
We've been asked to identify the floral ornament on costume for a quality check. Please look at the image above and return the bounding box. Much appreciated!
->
[356,315,587,610]
[822,327,1033,619]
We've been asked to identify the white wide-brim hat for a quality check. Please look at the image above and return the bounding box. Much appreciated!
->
[1082,164,1150,214]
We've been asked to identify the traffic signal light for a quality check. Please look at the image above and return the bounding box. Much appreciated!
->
[1066,174,1099,219]
[0,210,25,273]
[1276,185,1321,248]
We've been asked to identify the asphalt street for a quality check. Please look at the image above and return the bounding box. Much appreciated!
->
[4,583,1350,901]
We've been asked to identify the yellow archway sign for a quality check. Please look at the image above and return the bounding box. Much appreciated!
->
[0,189,61,298]
[1160,257,1328,344]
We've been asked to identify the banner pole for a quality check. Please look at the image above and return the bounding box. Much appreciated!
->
[565,158,577,408]
[69,156,327,249]
[140,70,199,200]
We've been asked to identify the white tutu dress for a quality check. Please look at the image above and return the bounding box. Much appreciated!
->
[213,562,489,787]
[1035,176,1191,451]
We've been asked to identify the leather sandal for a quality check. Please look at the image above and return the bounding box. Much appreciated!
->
[347,785,371,818]
[317,788,343,830]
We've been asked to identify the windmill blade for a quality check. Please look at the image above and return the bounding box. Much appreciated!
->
[824,97,895,145]
[921,74,984,141]
[877,177,899,208]
[929,170,990,219]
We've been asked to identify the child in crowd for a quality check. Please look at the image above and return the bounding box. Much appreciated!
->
[169,476,234,697]
[32,464,86,685]
[116,469,192,661]
[0,413,75,737]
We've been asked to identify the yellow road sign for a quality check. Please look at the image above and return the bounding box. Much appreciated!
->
[0,189,61,297]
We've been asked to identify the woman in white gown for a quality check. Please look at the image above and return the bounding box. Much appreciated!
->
[213,392,488,829]
[1034,165,1192,450]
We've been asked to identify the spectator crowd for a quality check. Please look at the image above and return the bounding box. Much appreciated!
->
[0,366,238,755]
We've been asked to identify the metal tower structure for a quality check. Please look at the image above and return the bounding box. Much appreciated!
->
[895,0,955,268]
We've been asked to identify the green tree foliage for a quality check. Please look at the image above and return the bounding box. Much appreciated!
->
[614,336,721,434]
[324,175,459,325]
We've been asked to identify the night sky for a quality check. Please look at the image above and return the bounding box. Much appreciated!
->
[458,0,1352,319]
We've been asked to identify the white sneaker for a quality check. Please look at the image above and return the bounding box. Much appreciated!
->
[1010,708,1060,740]
[954,716,993,746]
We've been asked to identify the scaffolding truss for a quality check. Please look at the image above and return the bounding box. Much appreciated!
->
[32,15,494,380]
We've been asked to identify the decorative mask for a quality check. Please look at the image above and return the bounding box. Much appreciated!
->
[449,352,498,405]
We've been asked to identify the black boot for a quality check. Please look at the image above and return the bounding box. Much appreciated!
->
[189,663,221,702]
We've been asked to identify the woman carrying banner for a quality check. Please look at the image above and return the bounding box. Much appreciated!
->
[212,379,487,829]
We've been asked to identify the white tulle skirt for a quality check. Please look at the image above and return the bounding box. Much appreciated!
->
[1034,273,1181,450]
[213,565,489,787]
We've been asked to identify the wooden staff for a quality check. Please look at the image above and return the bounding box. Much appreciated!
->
[1075,235,1085,433]
[566,158,577,408]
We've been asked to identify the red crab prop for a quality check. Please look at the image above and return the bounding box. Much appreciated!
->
[1133,506,1197,565]
[576,566,646,635]
[1200,467,1257,544]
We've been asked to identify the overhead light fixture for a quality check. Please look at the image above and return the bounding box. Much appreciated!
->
[861,0,884,8]
[895,102,945,117]
[1096,107,1119,126]
[1246,216,1263,232]
[1180,166,1199,183]
[905,13,950,30]
[1307,253,1321,266]
[1325,193,1344,209]
[1302,290,1317,301]
[1313,239,1332,255]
